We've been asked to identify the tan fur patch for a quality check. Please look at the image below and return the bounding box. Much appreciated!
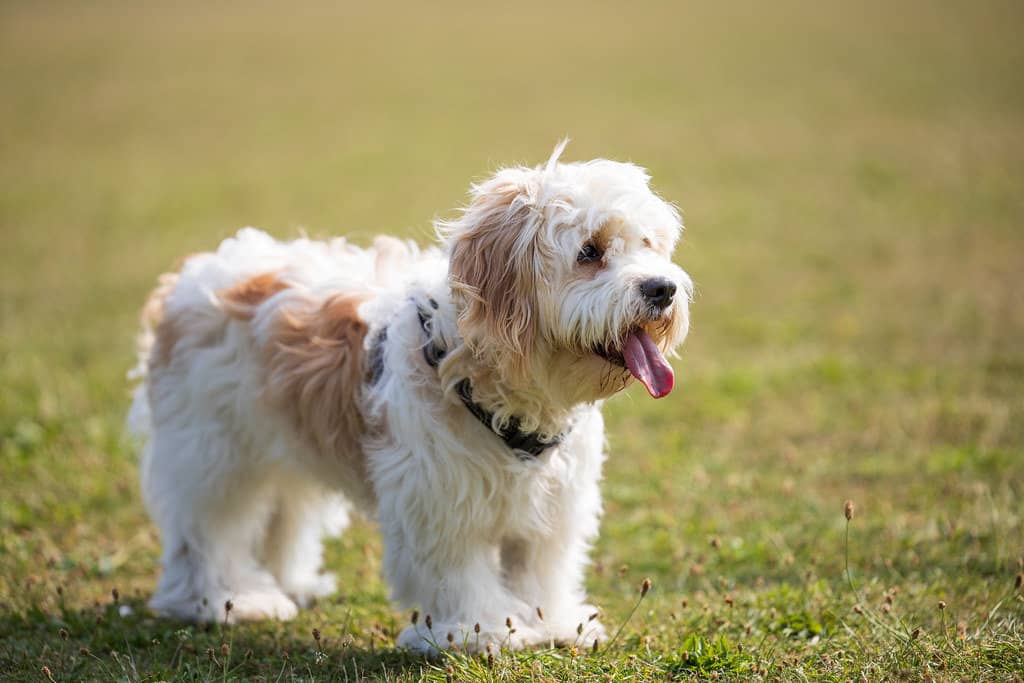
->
[219,272,290,321]
[448,184,538,377]
[263,293,369,459]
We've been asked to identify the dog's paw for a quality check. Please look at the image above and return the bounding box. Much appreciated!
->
[397,621,544,655]
[546,605,607,647]
[286,572,337,607]
[223,590,299,622]
[575,617,607,647]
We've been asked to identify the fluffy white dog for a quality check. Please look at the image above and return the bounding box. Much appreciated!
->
[129,143,692,653]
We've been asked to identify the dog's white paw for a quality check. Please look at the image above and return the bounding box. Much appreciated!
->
[574,617,607,647]
[286,572,337,607]
[224,590,299,622]
[545,605,607,647]
[396,624,443,654]
[397,621,545,655]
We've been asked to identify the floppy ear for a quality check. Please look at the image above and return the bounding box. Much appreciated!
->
[446,170,539,375]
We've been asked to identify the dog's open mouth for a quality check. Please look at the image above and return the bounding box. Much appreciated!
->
[594,328,674,399]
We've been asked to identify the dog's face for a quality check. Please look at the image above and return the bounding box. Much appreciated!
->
[445,148,692,403]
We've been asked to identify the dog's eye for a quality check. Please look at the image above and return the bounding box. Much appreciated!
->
[577,242,603,264]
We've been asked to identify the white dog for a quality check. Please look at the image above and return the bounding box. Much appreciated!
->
[129,143,692,653]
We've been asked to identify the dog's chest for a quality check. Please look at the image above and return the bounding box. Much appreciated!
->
[492,465,568,536]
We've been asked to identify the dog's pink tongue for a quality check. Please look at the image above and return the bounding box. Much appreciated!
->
[623,329,674,398]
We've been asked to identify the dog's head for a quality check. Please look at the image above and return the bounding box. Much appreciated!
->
[442,143,692,402]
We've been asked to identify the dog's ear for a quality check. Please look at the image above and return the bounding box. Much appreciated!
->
[446,169,540,377]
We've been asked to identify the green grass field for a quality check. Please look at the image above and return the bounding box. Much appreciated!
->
[2,1,1023,680]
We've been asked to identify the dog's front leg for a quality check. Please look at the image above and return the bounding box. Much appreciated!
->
[376,484,547,654]
[499,509,608,648]
[493,416,609,647]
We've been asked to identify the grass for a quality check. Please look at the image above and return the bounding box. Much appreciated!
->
[1,0,1023,680]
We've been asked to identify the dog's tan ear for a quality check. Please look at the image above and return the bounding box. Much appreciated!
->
[446,170,540,376]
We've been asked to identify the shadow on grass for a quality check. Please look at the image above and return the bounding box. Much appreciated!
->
[0,599,436,681]
[0,598,758,680]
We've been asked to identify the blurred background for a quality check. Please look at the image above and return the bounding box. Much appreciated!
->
[1,0,1021,674]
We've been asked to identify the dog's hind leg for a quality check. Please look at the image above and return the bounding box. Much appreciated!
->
[263,480,348,607]
[194,475,300,623]
[143,427,298,622]
[146,532,204,621]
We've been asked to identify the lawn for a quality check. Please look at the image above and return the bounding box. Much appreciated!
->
[1,1,1022,680]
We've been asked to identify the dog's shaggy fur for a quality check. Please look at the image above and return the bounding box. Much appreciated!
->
[129,144,693,653]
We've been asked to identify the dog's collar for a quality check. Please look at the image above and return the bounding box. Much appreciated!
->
[415,298,564,460]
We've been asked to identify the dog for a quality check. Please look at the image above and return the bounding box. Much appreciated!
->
[128,142,692,653]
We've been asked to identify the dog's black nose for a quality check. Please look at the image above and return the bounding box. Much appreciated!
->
[639,277,677,309]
